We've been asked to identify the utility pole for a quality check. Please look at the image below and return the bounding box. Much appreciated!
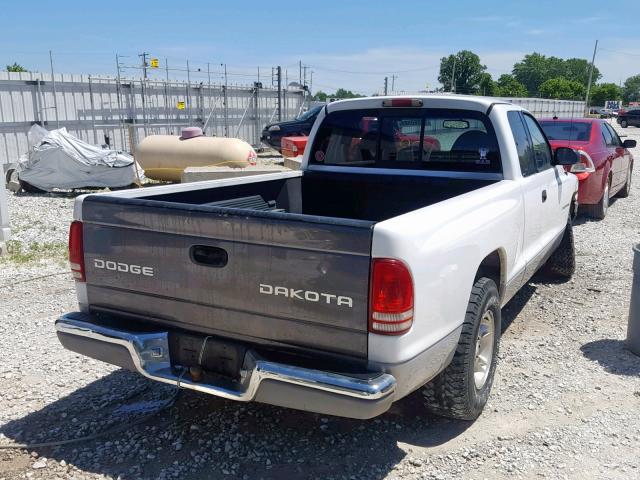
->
[166,58,172,135]
[299,60,302,85]
[222,63,229,137]
[451,55,457,93]
[115,54,126,149]
[49,50,60,128]
[384,76,388,96]
[277,65,282,121]
[390,74,398,94]
[584,39,599,115]
[138,52,149,80]
[310,71,313,98]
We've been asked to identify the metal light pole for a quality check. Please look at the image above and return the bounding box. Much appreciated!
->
[451,55,457,93]
[584,40,599,116]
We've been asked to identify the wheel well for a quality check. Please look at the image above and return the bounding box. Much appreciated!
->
[475,250,504,300]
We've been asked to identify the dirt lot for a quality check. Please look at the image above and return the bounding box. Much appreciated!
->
[1,124,639,480]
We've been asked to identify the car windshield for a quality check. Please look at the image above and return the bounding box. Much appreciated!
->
[296,106,322,121]
[539,121,592,142]
[310,108,501,173]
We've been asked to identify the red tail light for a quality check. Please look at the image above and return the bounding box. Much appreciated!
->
[369,259,414,335]
[69,221,85,282]
[382,98,423,108]
[570,150,595,174]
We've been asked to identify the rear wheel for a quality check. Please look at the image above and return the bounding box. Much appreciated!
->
[422,277,501,420]
[616,163,633,198]
[588,177,610,219]
[621,119,628,128]
[542,221,575,280]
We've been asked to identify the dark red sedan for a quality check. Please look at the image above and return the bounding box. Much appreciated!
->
[540,118,635,219]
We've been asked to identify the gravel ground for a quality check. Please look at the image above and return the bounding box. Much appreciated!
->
[1,124,639,480]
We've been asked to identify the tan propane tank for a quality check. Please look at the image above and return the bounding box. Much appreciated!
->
[137,127,257,182]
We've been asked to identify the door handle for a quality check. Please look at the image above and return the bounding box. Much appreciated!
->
[541,189,547,202]
[190,245,228,268]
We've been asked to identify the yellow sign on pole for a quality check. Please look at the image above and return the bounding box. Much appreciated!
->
[150,58,159,68]
[177,101,186,110]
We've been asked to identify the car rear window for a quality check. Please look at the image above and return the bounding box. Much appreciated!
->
[309,108,501,173]
[539,121,592,142]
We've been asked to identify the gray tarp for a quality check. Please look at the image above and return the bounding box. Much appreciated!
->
[17,126,144,191]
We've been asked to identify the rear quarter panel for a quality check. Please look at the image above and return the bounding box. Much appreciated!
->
[368,180,523,364]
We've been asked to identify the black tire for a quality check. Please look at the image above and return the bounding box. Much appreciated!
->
[19,179,46,193]
[542,221,576,280]
[587,177,610,220]
[620,119,628,128]
[615,163,633,198]
[422,277,501,420]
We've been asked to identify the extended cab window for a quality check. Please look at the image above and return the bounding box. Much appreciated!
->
[507,111,536,177]
[310,108,501,173]
[522,114,552,172]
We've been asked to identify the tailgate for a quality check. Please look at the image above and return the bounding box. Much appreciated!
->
[80,196,374,359]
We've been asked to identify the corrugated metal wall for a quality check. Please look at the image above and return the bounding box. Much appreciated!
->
[0,71,305,165]
[496,97,585,118]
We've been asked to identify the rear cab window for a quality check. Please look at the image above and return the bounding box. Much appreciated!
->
[310,108,501,173]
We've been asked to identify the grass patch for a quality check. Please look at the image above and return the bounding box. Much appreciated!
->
[1,240,68,264]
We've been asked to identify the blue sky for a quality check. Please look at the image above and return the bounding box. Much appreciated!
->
[2,0,638,94]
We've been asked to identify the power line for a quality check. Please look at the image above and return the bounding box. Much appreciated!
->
[308,64,439,75]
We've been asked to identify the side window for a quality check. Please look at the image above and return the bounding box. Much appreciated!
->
[604,124,622,147]
[522,114,553,172]
[601,123,615,147]
[507,111,536,177]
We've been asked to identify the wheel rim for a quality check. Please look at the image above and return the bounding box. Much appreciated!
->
[474,309,495,390]
[603,183,609,211]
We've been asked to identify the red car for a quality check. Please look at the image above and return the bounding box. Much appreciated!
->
[539,118,635,219]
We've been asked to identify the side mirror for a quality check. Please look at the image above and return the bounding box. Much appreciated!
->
[554,147,579,166]
[623,139,637,149]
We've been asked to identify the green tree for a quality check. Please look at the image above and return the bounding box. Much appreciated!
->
[478,73,496,96]
[333,88,363,99]
[438,50,487,94]
[6,62,27,72]
[538,77,586,100]
[494,74,528,97]
[313,88,362,101]
[564,58,601,87]
[313,90,328,101]
[589,83,622,107]
[623,75,640,104]
[513,53,565,95]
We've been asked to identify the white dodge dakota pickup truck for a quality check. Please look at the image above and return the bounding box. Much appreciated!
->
[56,95,580,420]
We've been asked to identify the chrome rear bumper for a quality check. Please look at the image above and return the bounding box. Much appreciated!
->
[55,312,396,419]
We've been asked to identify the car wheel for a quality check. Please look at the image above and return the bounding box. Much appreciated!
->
[621,119,628,128]
[422,277,501,420]
[616,163,633,198]
[588,177,610,219]
[542,221,576,280]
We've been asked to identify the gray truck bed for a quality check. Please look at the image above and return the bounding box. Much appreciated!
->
[78,171,494,360]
